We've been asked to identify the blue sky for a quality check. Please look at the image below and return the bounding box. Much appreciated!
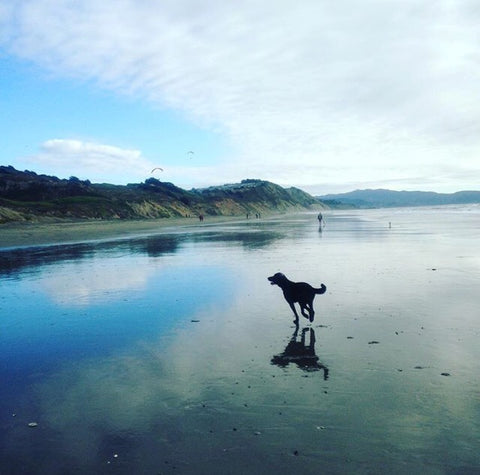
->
[1,1,479,194]
[1,56,229,186]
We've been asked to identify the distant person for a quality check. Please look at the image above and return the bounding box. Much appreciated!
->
[317,212,324,226]
[199,214,204,222]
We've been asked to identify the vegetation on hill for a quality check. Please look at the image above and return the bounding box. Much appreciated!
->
[193,179,318,216]
[0,166,324,223]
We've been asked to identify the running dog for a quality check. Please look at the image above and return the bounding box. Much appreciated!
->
[268,272,326,323]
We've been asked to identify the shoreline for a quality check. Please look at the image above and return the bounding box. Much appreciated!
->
[0,215,250,250]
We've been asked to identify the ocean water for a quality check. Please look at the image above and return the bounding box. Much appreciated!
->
[1,206,479,474]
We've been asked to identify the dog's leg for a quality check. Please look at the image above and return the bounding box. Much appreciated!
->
[304,301,315,322]
[288,302,300,323]
[300,304,310,319]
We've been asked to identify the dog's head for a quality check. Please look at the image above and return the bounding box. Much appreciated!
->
[268,272,288,287]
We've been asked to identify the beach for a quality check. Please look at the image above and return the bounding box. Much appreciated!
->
[1,206,479,474]
[0,215,246,249]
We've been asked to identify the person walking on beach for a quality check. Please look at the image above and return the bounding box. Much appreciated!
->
[317,212,324,227]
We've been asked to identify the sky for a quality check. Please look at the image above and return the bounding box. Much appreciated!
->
[1,0,479,195]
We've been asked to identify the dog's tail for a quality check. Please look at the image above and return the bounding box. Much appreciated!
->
[315,284,327,294]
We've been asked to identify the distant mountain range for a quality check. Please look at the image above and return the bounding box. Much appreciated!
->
[317,189,480,209]
[0,166,322,223]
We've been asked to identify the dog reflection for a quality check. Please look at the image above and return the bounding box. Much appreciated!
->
[271,326,329,379]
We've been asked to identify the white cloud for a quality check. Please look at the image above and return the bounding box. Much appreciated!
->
[29,139,156,182]
[36,254,156,305]
[2,0,480,192]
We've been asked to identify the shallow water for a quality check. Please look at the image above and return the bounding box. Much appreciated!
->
[1,206,479,474]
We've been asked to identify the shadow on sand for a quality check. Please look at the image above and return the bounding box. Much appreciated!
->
[271,325,329,379]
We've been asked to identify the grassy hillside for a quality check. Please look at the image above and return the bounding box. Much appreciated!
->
[0,166,324,223]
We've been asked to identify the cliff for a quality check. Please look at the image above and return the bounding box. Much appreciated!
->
[0,166,323,223]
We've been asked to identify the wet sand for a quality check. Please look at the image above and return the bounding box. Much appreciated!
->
[0,215,247,249]
[1,206,479,474]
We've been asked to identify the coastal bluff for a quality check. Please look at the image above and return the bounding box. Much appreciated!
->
[0,166,324,223]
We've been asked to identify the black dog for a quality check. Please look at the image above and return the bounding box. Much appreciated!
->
[268,272,326,323]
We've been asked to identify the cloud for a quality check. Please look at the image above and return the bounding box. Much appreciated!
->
[36,253,156,305]
[2,0,480,191]
[28,139,156,182]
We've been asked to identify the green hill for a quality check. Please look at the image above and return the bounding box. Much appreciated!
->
[0,166,324,223]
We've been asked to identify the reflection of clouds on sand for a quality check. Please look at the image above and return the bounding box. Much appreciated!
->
[34,311,241,467]
[38,302,255,420]
[33,297,283,464]
[5,208,479,473]
[30,261,480,472]
[36,256,157,305]
[39,348,172,432]
[32,349,173,471]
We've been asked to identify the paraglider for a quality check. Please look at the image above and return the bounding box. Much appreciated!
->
[151,167,163,173]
